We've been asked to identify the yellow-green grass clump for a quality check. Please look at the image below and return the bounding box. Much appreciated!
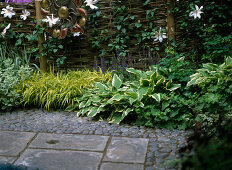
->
[18,69,112,110]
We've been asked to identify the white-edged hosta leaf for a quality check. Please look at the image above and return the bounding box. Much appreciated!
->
[79,101,86,109]
[138,87,149,101]
[109,112,122,124]
[112,74,122,89]
[107,94,125,104]
[77,111,82,117]
[126,68,146,78]
[168,84,181,91]
[91,96,101,103]
[121,108,133,120]
[82,107,91,115]
[162,101,169,111]
[87,107,98,117]
[226,57,232,66]
[95,82,107,91]
[156,78,166,86]
[150,93,161,102]
[129,98,137,105]
[166,79,173,89]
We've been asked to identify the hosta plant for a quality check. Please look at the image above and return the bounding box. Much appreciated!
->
[69,68,190,129]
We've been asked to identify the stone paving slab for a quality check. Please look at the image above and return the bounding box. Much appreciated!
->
[29,133,109,152]
[0,156,16,164]
[15,149,103,170]
[100,162,144,170]
[103,137,149,164]
[0,131,36,156]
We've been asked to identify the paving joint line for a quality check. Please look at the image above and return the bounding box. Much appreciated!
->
[98,135,112,170]
[27,147,105,153]
[13,132,39,165]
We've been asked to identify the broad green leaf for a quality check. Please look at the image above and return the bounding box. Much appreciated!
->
[138,87,149,101]
[77,111,82,117]
[156,78,165,86]
[129,98,137,105]
[82,107,91,114]
[95,82,107,91]
[126,91,137,98]
[150,93,161,102]
[87,107,98,117]
[168,84,181,91]
[126,68,146,78]
[107,94,125,104]
[112,74,122,89]
[121,108,133,120]
[226,57,232,66]
[166,79,173,89]
[162,101,169,110]
[109,112,122,124]
[79,101,86,109]
[91,96,101,102]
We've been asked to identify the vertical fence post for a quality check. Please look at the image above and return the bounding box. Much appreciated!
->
[35,0,46,72]
[167,0,175,45]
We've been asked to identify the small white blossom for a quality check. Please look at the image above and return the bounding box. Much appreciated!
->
[1,23,11,38]
[1,5,15,19]
[42,14,60,28]
[153,27,167,43]
[20,9,30,20]
[84,0,98,10]
[73,32,81,37]
[189,5,203,19]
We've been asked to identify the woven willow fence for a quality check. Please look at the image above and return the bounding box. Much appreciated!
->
[0,0,174,70]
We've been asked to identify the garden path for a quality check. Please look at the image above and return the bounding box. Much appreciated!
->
[0,109,191,170]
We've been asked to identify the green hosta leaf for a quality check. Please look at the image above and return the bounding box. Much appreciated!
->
[121,108,133,120]
[112,74,122,89]
[162,101,169,110]
[126,90,137,99]
[156,78,166,86]
[77,111,82,117]
[166,79,173,89]
[187,77,198,86]
[95,82,107,91]
[150,71,158,81]
[203,63,218,71]
[170,110,179,118]
[118,86,129,92]
[87,107,98,117]
[140,79,150,86]
[226,57,232,66]
[126,68,146,78]
[109,112,122,124]
[138,87,149,101]
[168,84,181,91]
[129,98,137,105]
[150,93,161,102]
[82,107,91,115]
[79,101,86,109]
[107,94,125,104]
[91,96,101,103]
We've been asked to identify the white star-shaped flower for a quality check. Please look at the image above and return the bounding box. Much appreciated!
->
[84,0,98,10]
[153,27,167,43]
[189,5,203,19]
[20,9,30,20]
[1,5,15,19]
[42,14,60,28]
[73,32,81,37]
[1,23,11,38]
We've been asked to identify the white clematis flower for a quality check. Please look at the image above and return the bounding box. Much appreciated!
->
[189,5,203,19]
[1,23,11,38]
[42,14,60,28]
[153,27,167,43]
[20,9,30,20]
[84,0,98,10]
[73,32,81,37]
[1,5,15,19]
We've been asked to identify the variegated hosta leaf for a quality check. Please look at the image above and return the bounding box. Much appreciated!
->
[95,82,107,91]
[121,108,133,120]
[168,84,181,91]
[107,94,125,104]
[166,79,173,89]
[126,68,146,78]
[156,77,166,86]
[138,87,149,101]
[112,74,122,89]
[150,93,161,102]
[108,112,122,124]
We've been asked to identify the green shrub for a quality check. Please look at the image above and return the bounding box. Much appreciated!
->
[0,59,33,111]
[69,68,191,129]
[19,69,112,110]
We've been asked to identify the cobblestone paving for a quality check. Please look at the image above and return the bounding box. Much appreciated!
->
[0,109,192,170]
